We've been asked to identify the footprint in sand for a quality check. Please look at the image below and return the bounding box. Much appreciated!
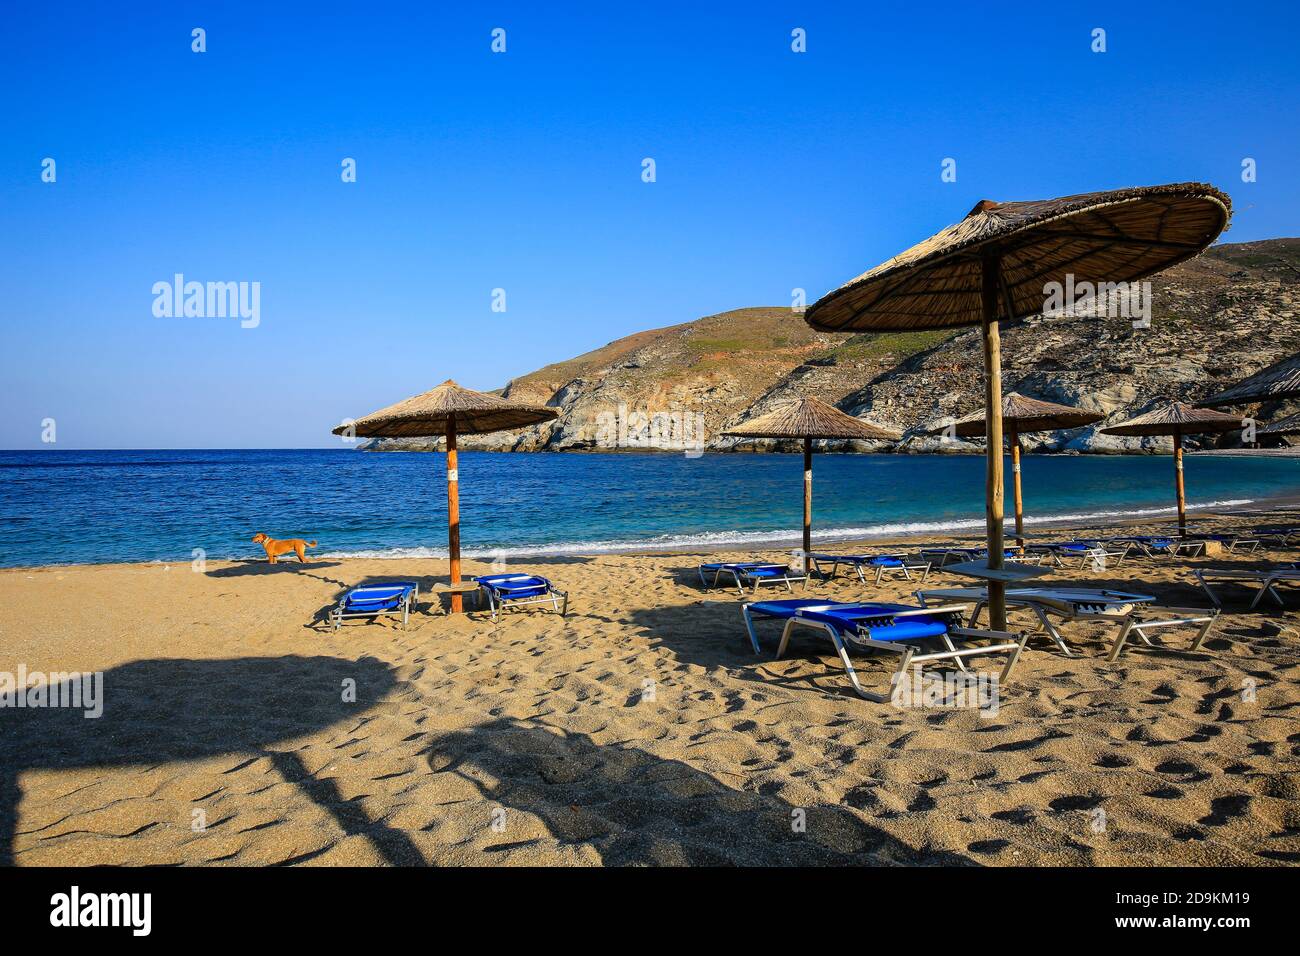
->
[1155,759,1212,783]
[1199,794,1252,827]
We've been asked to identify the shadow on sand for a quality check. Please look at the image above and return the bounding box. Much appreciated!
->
[425,716,974,865]
[0,654,421,865]
[204,559,346,580]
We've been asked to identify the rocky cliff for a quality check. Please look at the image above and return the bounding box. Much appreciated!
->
[364,238,1300,455]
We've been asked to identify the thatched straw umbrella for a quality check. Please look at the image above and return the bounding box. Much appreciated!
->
[1258,411,1300,440]
[723,396,900,557]
[804,184,1230,627]
[1197,353,1300,408]
[332,380,557,612]
[1100,401,1242,534]
[930,393,1102,546]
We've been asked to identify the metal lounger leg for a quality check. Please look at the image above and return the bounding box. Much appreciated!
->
[1000,632,1031,683]
[1188,609,1218,651]
[1106,615,1136,662]
[1194,572,1222,608]
[1033,605,1073,656]
[939,632,969,673]
[828,627,903,702]
[741,605,762,654]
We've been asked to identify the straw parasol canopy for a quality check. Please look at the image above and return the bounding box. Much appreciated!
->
[930,393,1103,544]
[332,379,557,438]
[1258,411,1300,438]
[1101,401,1242,534]
[805,183,1231,627]
[724,397,900,556]
[333,380,557,612]
[804,184,1231,333]
[1100,401,1241,439]
[724,396,900,441]
[1197,353,1300,408]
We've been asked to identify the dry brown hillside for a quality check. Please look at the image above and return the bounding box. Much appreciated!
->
[365,238,1300,454]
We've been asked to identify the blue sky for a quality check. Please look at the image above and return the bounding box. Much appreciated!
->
[2,1,1297,448]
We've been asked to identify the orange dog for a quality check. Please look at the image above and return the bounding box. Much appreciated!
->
[251,532,317,564]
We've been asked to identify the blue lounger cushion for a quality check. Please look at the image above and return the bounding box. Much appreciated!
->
[1124,536,1172,547]
[812,554,905,566]
[700,562,784,572]
[475,574,553,598]
[1054,541,1103,553]
[747,598,843,616]
[796,603,950,642]
[749,599,950,642]
[343,582,417,611]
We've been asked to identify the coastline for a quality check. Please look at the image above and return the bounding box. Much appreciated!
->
[7,494,1300,572]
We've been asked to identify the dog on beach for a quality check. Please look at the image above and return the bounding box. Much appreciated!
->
[251,532,317,564]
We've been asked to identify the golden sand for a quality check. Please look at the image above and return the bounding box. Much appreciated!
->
[1,514,1298,866]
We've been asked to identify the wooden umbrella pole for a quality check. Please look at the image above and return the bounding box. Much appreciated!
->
[1174,424,1186,537]
[802,436,813,560]
[446,419,463,613]
[1011,430,1025,549]
[981,251,1007,630]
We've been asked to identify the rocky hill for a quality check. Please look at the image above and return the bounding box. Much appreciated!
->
[365,238,1300,455]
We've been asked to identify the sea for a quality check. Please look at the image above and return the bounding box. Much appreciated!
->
[2,448,1299,568]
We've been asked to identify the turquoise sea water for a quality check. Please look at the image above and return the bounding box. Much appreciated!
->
[2,449,1299,567]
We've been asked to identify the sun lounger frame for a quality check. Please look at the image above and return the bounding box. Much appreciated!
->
[330,582,419,632]
[1028,540,1132,570]
[806,552,932,585]
[1186,534,1262,554]
[698,562,809,595]
[1250,526,1300,546]
[476,574,569,623]
[1190,567,1300,609]
[1110,536,1205,559]
[915,586,1218,661]
[919,546,1048,567]
[775,603,1030,702]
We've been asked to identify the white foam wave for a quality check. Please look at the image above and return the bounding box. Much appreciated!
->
[322,498,1256,559]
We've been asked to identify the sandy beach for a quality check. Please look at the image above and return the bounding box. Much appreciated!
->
[2,510,1299,867]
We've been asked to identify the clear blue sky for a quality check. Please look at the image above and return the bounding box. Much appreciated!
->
[3,1,1297,448]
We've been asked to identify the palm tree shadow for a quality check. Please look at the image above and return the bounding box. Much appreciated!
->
[425,717,975,866]
[0,654,422,866]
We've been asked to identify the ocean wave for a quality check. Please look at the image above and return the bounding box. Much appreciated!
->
[322,497,1256,559]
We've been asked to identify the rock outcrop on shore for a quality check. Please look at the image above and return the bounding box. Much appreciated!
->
[364,238,1300,455]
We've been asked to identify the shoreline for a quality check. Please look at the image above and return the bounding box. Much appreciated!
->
[8,495,1300,572]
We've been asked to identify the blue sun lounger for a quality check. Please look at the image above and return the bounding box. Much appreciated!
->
[330,581,419,631]
[474,573,569,623]
[1028,539,1131,569]
[919,546,1045,567]
[1185,532,1262,553]
[740,598,1029,701]
[807,553,932,585]
[698,561,808,595]
[1110,535,1204,559]
[915,585,1218,661]
[1252,526,1300,545]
